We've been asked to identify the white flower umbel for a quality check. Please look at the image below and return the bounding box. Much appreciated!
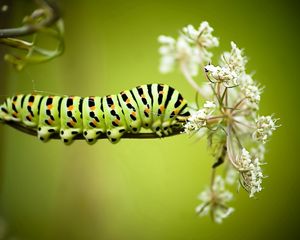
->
[205,64,238,86]
[235,148,263,197]
[158,21,219,79]
[182,21,219,63]
[183,22,219,48]
[253,116,278,144]
[241,83,261,109]
[158,35,201,76]
[227,42,247,75]
[206,42,248,87]
[158,21,279,223]
[196,176,234,223]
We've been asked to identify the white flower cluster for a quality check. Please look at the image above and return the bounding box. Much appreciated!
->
[158,36,201,75]
[253,116,278,144]
[158,21,279,222]
[182,21,219,62]
[205,41,246,87]
[223,42,248,75]
[236,148,263,197]
[205,64,238,85]
[158,21,219,76]
[184,101,216,134]
[242,84,261,105]
[196,176,234,223]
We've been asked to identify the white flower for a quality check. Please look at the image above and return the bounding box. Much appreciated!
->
[158,35,201,76]
[239,73,254,87]
[184,121,198,134]
[226,41,247,75]
[182,21,219,64]
[195,176,234,223]
[203,100,216,109]
[158,35,176,73]
[236,148,264,197]
[184,101,217,134]
[158,35,176,45]
[219,42,247,81]
[189,108,208,127]
[205,64,238,85]
[182,21,219,48]
[182,24,200,42]
[176,37,201,76]
[242,84,261,104]
[253,116,278,143]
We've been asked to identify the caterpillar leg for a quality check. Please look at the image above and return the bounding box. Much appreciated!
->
[151,119,163,137]
[162,121,173,135]
[60,128,81,145]
[83,129,104,144]
[106,127,126,144]
[37,126,58,142]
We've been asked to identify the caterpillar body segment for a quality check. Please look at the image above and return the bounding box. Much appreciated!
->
[0,84,190,144]
[38,96,62,142]
[82,96,106,144]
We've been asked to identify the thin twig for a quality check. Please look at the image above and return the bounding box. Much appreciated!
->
[3,121,184,140]
[0,0,60,38]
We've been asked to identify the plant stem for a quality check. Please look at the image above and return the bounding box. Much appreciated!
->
[0,0,60,38]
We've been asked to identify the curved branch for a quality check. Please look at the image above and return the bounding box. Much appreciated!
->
[0,0,61,38]
[3,121,184,140]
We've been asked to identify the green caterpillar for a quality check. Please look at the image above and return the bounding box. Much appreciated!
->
[0,84,190,144]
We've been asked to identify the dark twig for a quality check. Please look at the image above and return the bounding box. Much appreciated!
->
[4,121,184,140]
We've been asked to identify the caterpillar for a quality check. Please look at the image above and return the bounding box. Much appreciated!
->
[0,84,190,144]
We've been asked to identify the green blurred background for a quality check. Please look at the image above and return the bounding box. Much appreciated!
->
[0,0,299,239]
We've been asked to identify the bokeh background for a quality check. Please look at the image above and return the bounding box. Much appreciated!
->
[0,0,299,239]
